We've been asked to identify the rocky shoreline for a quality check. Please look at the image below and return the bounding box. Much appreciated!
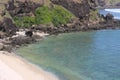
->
[0,29,49,52]
[0,0,120,52]
[33,20,120,35]
[0,17,120,52]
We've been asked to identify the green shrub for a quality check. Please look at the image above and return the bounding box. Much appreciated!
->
[52,5,73,26]
[13,5,74,27]
[35,6,52,24]
[13,16,35,28]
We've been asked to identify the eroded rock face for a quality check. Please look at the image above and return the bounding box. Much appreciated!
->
[6,0,43,16]
[0,17,17,36]
[50,0,93,20]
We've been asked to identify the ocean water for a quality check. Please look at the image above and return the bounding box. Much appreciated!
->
[99,9,120,19]
[16,30,120,80]
[16,9,120,80]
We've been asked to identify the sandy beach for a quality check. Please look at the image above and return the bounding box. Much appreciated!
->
[0,51,59,80]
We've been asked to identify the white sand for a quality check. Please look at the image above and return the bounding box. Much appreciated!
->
[0,51,59,80]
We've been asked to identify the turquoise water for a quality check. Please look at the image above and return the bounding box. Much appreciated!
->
[16,30,120,80]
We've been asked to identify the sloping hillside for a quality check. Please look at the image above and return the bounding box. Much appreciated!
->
[0,0,101,36]
[51,0,99,24]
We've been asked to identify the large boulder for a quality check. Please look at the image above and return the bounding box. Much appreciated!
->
[105,13,114,23]
[25,30,33,37]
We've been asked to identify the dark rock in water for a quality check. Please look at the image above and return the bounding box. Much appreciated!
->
[105,13,114,20]
[105,13,114,24]
[25,30,33,37]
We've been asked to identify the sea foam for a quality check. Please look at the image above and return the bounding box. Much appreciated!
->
[105,9,120,13]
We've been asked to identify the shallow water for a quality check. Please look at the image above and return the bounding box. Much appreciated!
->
[16,30,120,80]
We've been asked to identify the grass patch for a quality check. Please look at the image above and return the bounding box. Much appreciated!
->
[13,5,74,28]
[35,6,52,24]
[51,5,74,26]
[13,16,35,28]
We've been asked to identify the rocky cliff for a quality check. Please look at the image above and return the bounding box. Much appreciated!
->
[0,0,119,51]
[51,0,97,21]
[0,0,101,36]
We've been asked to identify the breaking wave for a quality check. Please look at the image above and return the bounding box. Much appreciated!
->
[105,9,120,13]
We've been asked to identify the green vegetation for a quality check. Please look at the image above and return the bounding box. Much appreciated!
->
[89,10,99,21]
[35,6,52,25]
[13,16,35,28]
[51,5,74,26]
[13,5,74,28]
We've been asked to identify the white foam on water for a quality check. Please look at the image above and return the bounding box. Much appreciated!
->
[105,9,120,13]
[114,17,120,19]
